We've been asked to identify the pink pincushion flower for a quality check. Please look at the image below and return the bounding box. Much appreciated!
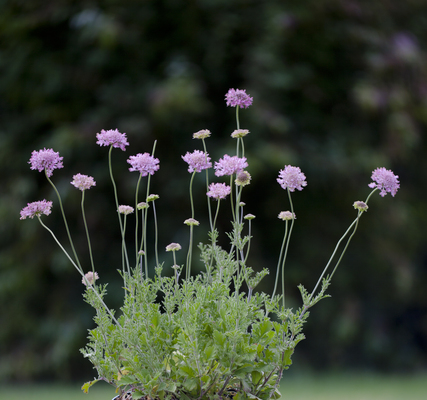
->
[96,129,129,151]
[20,200,53,220]
[182,150,212,173]
[127,153,160,176]
[277,165,307,192]
[82,271,99,286]
[118,205,134,215]
[29,148,63,177]
[71,174,96,191]
[214,155,248,177]
[368,167,400,197]
[225,89,253,108]
[207,182,231,200]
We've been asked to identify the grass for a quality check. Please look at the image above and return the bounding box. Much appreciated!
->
[1,372,426,400]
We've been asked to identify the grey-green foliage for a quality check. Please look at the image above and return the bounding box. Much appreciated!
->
[80,235,315,400]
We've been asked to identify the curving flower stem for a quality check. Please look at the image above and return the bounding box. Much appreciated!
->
[46,172,82,270]
[308,188,378,303]
[271,220,289,300]
[80,190,95,274]
[186,171,197,279]
[37,216,120,326]
[151,199,159,270]
[121,214,131,276]
[134,174,143,266]
[201,139,213,231]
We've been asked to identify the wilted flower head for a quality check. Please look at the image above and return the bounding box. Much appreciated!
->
[96,129,129,151]
[235,170,251,187]
[182,150,212,173]
[20,200,53,220]
[166,243,181,252]
[225,88,253,109]
[368,167,400,197]
[29,148,63,177]
[193,129,211,139]
[353,201,369,212]
[207,182,231,200]
[231,129,249,139]
[127,153,160,177]
[184,218,200,226]
[71,174,96,191]
[82,271,99,286]
[277,165,307,192]
[278,211,296,221]
[214,155,248,177]
[118,205,134,215]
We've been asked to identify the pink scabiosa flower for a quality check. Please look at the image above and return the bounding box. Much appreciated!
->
[20,200,53,220]
[277,165,307,192]
[207,182,231,200]
[127,153,160,176]
[278,211,296,221]
[214,155,248,177]
[118,205,134,215]
[231,129,249,138]
[29,148,63,177]
[96,129,129,151]
[182,150,212,173]
[71,174,96,191]
[225,88,253,108]
[82,271,99,286]
[193,129,211,139]
[368,167,400,197]
[166,243,181,252]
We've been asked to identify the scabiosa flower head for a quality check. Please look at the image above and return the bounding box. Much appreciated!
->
[184,218,200,226]
[182,150,212,173]
[225,88,253,108]
[96,129,129,151]
[231,129,249,139]
[214,155,248,177]
[278,211,296,221]
[20,200,53,220]
[277,165,307,192]
[244,214,256,220]
[166,243,181,252]
[29,148,63,177]
[193,129,211,139]
[71,173,96,191]
[368,167,400,197]
[118,205,134,215]
[207,182,231,200]
[82,271,99,286]
[137,202,149,210]
[146,194,159,202]
[235,170,251,187]
[353,201,369,212]
[127,153,160,176]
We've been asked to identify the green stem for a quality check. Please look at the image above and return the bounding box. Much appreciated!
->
[46,172,81,270]
[134,174,143,266]
[81,190,95,273]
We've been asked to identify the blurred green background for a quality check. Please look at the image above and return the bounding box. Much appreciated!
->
[1,0,426,387]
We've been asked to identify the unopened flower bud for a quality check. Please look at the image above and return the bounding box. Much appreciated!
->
[166,243,181,252]
[235,171,251,187]
[278,211,296,221]
[147,194,159,202]
[353,201,369,212]
[184,218,200,226]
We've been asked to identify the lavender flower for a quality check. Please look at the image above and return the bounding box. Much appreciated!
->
[207,182,231,200]
[368,167,400,197]
[96,129,129,151]
[20,200,53,220]
[71,174,96,191]
[29,148,63,177]
[225,88,253,108]
[127,153,160,176]
[277,165,307,192]
[214,155,248,177]
[182,150,212,173]
[193,129,211,139]
[82,271,99,286]
[118,205,134,215]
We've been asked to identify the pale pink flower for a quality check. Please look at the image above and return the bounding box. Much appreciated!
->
[29,148,63,177]
[96,129,129,151]
[71,174,96,191]
[20,200,53,220]
[127,153,160,176]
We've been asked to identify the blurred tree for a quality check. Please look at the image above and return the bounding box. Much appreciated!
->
[0,0,426,381]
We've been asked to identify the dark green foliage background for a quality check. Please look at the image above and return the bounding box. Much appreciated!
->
[1,0,426,382]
